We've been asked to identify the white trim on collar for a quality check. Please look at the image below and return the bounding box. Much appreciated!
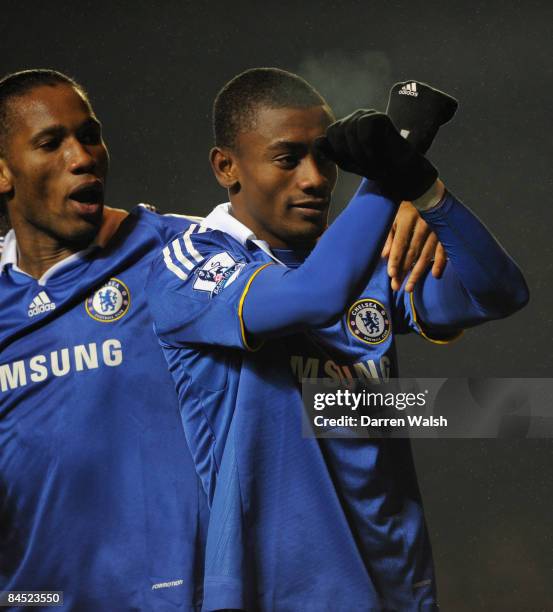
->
[201,202,285,266]
[0,229,97,286]
[0,229,17,274]
[201,202,257,245]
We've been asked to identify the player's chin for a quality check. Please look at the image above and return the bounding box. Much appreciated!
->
[290,206,327,227]
[284,220,326,247]
[63,215,102,248]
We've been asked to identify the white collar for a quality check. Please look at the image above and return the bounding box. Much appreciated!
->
[0,229,17,274]
[201,202,285,266]
[0,229,96,286]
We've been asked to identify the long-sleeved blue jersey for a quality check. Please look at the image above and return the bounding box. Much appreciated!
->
[146,180,528,611]
[0,206,208,611]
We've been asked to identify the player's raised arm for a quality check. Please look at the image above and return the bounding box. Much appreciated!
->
[317,102,528,336]
[397,185,529,334]
[384,82,529,333]
[146,110,440,348]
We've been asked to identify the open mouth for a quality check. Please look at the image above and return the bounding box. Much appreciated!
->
[69,182,104,206]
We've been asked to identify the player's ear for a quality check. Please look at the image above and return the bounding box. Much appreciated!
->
[210,147,240,192]
[0,158,14,195]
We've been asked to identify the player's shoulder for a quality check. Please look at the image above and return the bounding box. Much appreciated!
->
[131,202,203,227]
[154,224,253,288]
[160,216,249,258]
[130,203,204,244]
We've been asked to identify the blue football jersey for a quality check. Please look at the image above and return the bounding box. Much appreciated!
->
[147,202,445,612]
[0,207,208,611]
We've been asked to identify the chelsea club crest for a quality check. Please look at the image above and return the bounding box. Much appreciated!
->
[347,298,391,345]
[85,278,131,322]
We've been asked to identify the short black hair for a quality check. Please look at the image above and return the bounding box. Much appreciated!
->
[0,69,88,231]
[213,67,329,149]
[0,68,88,157]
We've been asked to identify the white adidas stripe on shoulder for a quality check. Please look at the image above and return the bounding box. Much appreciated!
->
[171,237,195,271]
[182,224,204,263]
[163,245,188,280]
[163,223,206,280]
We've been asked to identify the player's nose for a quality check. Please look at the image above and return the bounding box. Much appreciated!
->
[297,154,331,193]
[65,137,96,175]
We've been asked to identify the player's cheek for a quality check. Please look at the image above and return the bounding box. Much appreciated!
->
[33,169,56,204]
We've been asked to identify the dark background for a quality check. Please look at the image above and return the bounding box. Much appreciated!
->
[2,1,551,609]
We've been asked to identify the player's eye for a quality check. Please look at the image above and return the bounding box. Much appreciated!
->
[38,138,61,151]
[275,155,299,169]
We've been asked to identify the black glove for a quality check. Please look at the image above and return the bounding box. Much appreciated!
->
[316,109,438,201]
[386,80,458,154]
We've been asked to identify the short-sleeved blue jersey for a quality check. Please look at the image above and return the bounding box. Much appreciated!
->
[147,201,444,612]
[0,207,208,611]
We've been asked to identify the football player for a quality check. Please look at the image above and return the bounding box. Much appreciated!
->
[0,69,208,610]
[146,68,528,611]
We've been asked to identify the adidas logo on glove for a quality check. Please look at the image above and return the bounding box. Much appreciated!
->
[399,82,418,97]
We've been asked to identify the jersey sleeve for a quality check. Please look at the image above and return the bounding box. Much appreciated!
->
[146,226,271,350]
[392,271,465,343]
[392,190,529,342]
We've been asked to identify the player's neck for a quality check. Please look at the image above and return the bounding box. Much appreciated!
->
[228,203,317,251]
[12,207,128,279]
[13,225,90,279]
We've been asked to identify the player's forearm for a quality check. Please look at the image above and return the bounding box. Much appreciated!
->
[243,179,398,336]
[412,190,529,329]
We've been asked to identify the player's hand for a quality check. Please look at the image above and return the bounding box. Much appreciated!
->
[382,201,447,292]
[315,109,438,201]
[380,81,456,289]
[386,80,458,154]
